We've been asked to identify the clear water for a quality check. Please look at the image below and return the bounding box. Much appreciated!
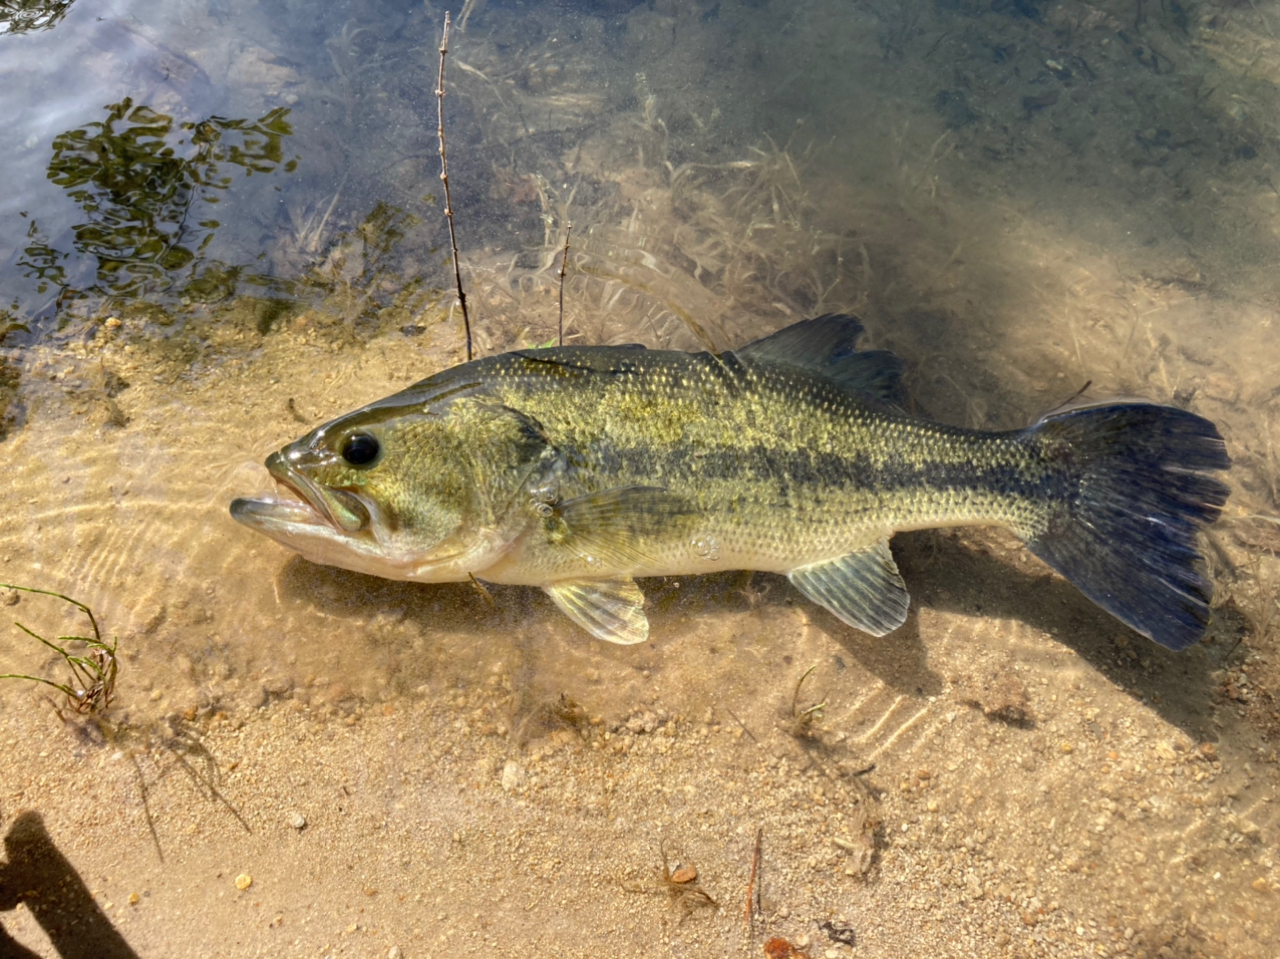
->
[2,1,1278,956]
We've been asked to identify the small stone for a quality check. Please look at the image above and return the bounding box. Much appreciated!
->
[1060,742,1074,754]
[234,873,253,891]
[670,865,697,884]
[1252,877,1269,892]
[287,811,307,830]
[501,760,525,791]
[388,949,403,959]
[128,892,140,905]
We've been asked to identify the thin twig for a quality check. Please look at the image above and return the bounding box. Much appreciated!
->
[722,706,758,743]
[791,664,818,718]
[745,827,762,927]
[468,572,495,606]
[436,12,472,361]
[557,221,572,346]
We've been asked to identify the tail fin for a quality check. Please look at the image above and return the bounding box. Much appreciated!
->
[1021,403,1230,650]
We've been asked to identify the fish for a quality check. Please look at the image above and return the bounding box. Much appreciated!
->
[230,314,1230,650]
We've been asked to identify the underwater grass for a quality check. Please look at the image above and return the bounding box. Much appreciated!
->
[0,582,118,715]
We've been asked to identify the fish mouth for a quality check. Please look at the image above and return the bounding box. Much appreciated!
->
[230,452,369,534]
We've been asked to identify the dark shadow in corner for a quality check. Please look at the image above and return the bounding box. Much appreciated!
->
[0,810,140,959]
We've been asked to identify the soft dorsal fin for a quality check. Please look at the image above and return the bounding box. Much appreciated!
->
[735,314,906,405]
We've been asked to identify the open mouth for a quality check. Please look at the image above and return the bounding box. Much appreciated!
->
[229,480,329,531]
[230,452,336,531]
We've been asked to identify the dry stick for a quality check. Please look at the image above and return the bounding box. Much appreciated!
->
[557,221,572,346]
[436,12,472,362]
[745,826,763,927]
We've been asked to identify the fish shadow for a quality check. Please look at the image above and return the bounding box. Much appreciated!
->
[271,536,1225,745]
[888,530,1223,743]
[273,554,534,634]
[694,531,1225,744]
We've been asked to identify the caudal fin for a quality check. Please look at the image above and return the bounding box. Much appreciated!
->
[1021,403,1230,650]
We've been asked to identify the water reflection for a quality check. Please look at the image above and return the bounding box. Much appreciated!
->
[31,98,297,309]
[0,0,75,36]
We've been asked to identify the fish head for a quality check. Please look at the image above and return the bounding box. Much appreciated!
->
[231,397,519,582]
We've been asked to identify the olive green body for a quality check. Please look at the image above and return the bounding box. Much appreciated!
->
[439,346,1044,584]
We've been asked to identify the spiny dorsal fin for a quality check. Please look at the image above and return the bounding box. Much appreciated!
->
[735,314,906,405]
[545,577,649,644]
[788,540,910,636]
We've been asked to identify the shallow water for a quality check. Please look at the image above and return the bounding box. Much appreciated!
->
[2,1,1279,956]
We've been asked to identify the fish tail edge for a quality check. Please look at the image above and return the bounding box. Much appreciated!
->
[1020,403,1230,650]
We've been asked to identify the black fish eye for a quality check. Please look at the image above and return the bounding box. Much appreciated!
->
[341,433,380,466]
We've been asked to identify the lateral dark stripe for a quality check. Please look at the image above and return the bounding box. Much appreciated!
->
[563,443,1058,504]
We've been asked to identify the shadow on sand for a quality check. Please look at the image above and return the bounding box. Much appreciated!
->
[0,809,140,959]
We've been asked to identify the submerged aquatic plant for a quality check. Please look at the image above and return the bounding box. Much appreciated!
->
[0,583,118,715]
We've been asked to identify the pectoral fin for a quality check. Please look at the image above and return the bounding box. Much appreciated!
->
[543,485,696,569]
[788,540,909,636]
[545,577,649,645]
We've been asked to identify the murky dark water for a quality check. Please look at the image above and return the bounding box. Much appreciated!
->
[2,1,1279,956]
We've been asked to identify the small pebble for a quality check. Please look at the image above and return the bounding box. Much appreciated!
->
[501,760,526,791]
[388,948,402,959]
[670,865,697,883]
[288,811,307,830]
[234,873,253,891]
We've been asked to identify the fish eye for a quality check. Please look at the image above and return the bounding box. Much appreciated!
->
[341,433,380,467]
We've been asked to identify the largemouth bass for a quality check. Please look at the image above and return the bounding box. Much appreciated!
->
[231,315,1230,650]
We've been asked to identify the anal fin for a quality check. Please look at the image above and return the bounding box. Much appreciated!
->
[545,577,649,645]
[788,540,909,636]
